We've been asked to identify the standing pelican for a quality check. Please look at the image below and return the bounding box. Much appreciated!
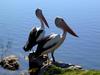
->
[34,17,78,62]
[23,8,49,51]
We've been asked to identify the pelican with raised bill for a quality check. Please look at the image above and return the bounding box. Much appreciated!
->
[23,8,49,51]
[34,17,78,62]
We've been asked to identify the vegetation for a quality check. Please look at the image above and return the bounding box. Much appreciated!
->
[62,69,100,75]
[43,65,100,75]
[0,40,12,60]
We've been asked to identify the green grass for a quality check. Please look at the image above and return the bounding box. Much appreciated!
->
[62,69,100,75]
[43,65,100,75]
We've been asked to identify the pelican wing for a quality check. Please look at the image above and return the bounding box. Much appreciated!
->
[36,29,45,42]
[35,34,60,56]
[23,27,37,51]
[43,33,60,48]
[29,27,37,40]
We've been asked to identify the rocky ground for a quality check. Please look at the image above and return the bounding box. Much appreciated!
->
[1,54,99,75]
[0,54,82,75]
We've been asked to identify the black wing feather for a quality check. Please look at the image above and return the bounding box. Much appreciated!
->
[35,35,58,57]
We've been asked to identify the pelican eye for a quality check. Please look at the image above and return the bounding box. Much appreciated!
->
[61,19,64,21]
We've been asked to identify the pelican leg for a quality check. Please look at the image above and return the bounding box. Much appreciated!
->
[51,51,55,63]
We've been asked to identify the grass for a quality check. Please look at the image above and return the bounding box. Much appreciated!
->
[43,65,100,75]
[62,69,100,75]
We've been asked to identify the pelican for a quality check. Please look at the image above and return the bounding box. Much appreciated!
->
[34,17,78,62]
[23,8,49,51]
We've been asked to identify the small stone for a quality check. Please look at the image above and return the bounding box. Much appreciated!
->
[0,55,19,70]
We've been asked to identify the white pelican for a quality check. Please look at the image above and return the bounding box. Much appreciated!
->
[34,17,78,62]
[23,8,49,51]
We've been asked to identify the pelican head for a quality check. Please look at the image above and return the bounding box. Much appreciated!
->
[35,8,49,28]
[55,17,78,37]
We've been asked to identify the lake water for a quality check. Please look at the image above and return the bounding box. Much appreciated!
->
[0,0,100,74]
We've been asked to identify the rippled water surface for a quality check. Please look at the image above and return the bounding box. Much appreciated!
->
[0,0,100,74]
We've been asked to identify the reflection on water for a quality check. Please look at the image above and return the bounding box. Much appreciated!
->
[0,0,100,74]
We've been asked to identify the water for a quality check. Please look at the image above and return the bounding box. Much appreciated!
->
[0,0,100,74]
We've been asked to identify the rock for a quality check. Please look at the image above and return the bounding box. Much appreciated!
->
[28,53,49,68]
[0,55,19,70]
[68,64,82,70]
[38,64,66,75]
[28,53,49,75]
[25,53,82,75]
[52,61,71,68]
[38,61,82,75]
[52,61,82,69]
